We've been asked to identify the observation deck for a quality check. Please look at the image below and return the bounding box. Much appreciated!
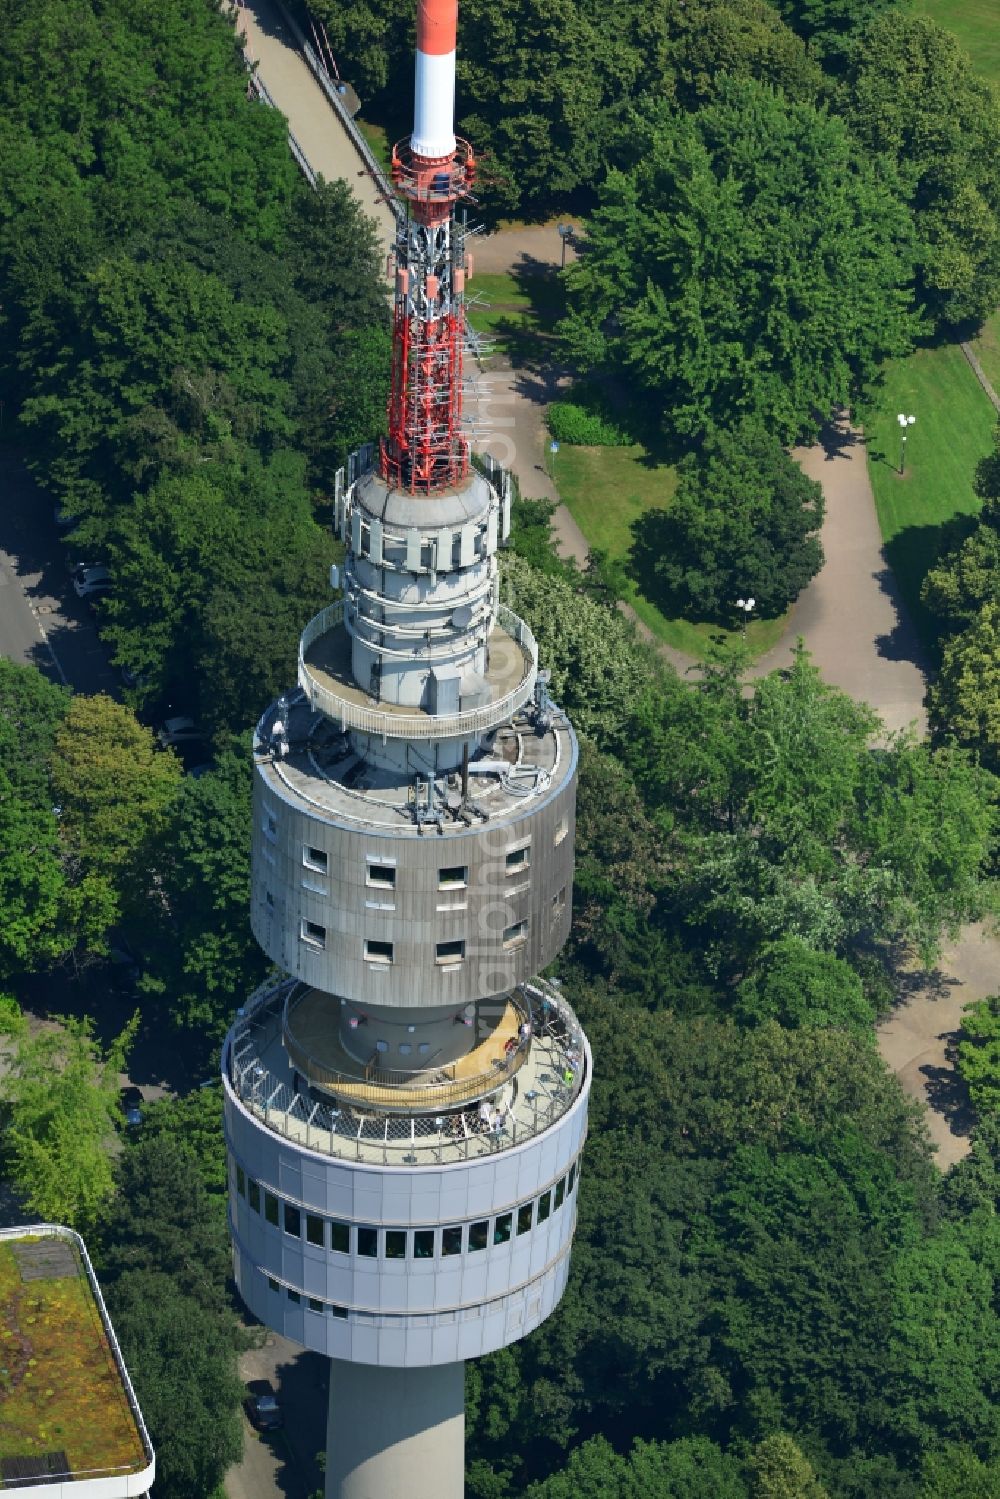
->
[298,601,537,743]
[225,974,587,1168]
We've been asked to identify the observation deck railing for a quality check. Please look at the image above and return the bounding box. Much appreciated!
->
[297,600,538,741]
[282,984,531,1112]
[225,974,587,1166]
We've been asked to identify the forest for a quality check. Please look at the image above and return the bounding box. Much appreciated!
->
[0,0,999,1497]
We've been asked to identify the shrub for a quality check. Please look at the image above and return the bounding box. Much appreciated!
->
[547,396,629,447]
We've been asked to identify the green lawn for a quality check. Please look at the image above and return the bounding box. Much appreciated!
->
[355,117,391,175]
[551,443,787,658]
[466,270,564,362]
[865,341,996,644]
[968,308,1000,400]
[913,0,1000,83]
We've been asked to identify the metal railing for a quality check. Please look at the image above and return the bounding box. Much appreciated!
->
[282,984,531,1111]
[297,600,538,740]
[225,976,586,1166]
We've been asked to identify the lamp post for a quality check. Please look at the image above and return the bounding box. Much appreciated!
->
[897,412,916,476]
[546,438,559,482]
[557,223,574,270]
[736,596,755,638]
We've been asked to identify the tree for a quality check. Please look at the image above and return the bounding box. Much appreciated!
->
[137,1084,227,1199]
[134,748,268,1035]
[957,996,1000,1117]
[561,83,916,443]
[50,694,183,889]
[748,1436,828,1499]
[633,421,824,621]
[927,602,1000,771]
[0,1011,138,1229]
[107,1269,243,1499]
[735,938,874,1031]
[847,16,1000,330]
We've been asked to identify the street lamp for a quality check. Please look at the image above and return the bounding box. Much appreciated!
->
[897,412,916,476]
[546,438,559,481]
[735,596,755,638]
[557,223,574,270]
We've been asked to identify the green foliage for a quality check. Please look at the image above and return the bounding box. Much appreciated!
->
[957,995,1000,1115]
[735,938,875,1032]
[748,1435,829,1499]
[0,1011,138,1230]
[134,748,267,1035]
[137,1085,227,1200]
[522,1434,748,1497]
[847,15,1000,329]
[547,401,628,448]
[927,602,1000,770]
[107,1269,243,1499]
[507,498,577,582]
[561,83,916,444]
[634,421,824,621]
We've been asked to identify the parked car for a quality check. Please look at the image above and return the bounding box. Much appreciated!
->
[157,716,204,749]
[244,1381,283,1432]
[72,563,113,599]
[120,1085,143,1128]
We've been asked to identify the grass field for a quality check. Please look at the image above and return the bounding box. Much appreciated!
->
[865,341,995,644]
[355,117,391,175]
[913,0,1000,83]
[466,270,564,361]
[551,443,787,658]
[968,308,1000,399]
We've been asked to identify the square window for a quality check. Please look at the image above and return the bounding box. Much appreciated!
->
[267,1276,279,1292]
[537,1190,551,1224]
[505,845,530,873]
[284,1202,301,1237]
[367,863,396,888]
[264,1192,279,1227]
[414,1230,435,1259]
[303,846,328,873]
[236,1164,246,1197]
[330,1304,348,1320]
[308,1297,324,1312]
[248,1179,261,1214]
[494,1213,512,1245]
[517,1203,533,1235]
[469,1220,489,1252]
[331,1221,350,1254]
[438,866,468,889]
[436,939,465,965]
[365,939,393,963]
[503,920,527,949]
[357,1226,378,1258]
[306,1214,324,1247]
[554,1178,566,1210]
[442,1226,463,1256]
[300,919,326,948]
[287,1288,300,1304]
[385,1230,407,1260]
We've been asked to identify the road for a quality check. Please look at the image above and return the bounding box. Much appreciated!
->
[0,455,120,697]
[227,1330,328,1499]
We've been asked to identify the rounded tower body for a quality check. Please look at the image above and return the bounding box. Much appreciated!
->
[222,3,590,1494]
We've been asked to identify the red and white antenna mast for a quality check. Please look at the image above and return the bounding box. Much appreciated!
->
[382,0,475,494]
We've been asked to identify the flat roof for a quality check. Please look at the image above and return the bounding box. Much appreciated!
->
[0,1229,152,1492]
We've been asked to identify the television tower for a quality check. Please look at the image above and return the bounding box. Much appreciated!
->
[221,2,590,1494]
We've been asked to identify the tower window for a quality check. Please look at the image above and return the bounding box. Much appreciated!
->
[494,1213,512,1245]
[503,920,527,949]
[554,818,568,846]
[264,1192,279,1227]
[442,1226,463,1256]
[436,939,465,965]
[300,919,326,948]
[330,1221,350,1254]
[551,887,567,920]
[469,1221,489,1252]
[308,1297,324,1313]
[505,845,530,873]
[235,1164,246,1197]
[284,1202,301,1237]
[263,812,278,843]
[414,1230,435,1259]
[385,1231,407,1259]
[517,1203,533,1235]
[248,1180,261,1214]
[438,866,468,889]
[537,1190,551,1224]
[306,1214,324,1247]
[357,1226,378,1258]
[554,1177,566,1210]
[331,1304,348,1320]
[367,863,396,889]
[303,846,328,873]
[365,939,394,963]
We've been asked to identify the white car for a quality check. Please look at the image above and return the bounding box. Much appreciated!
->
[157,716,204,748]
[72,563,113,599]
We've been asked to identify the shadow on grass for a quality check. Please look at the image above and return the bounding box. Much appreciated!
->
[880,519,975,660]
